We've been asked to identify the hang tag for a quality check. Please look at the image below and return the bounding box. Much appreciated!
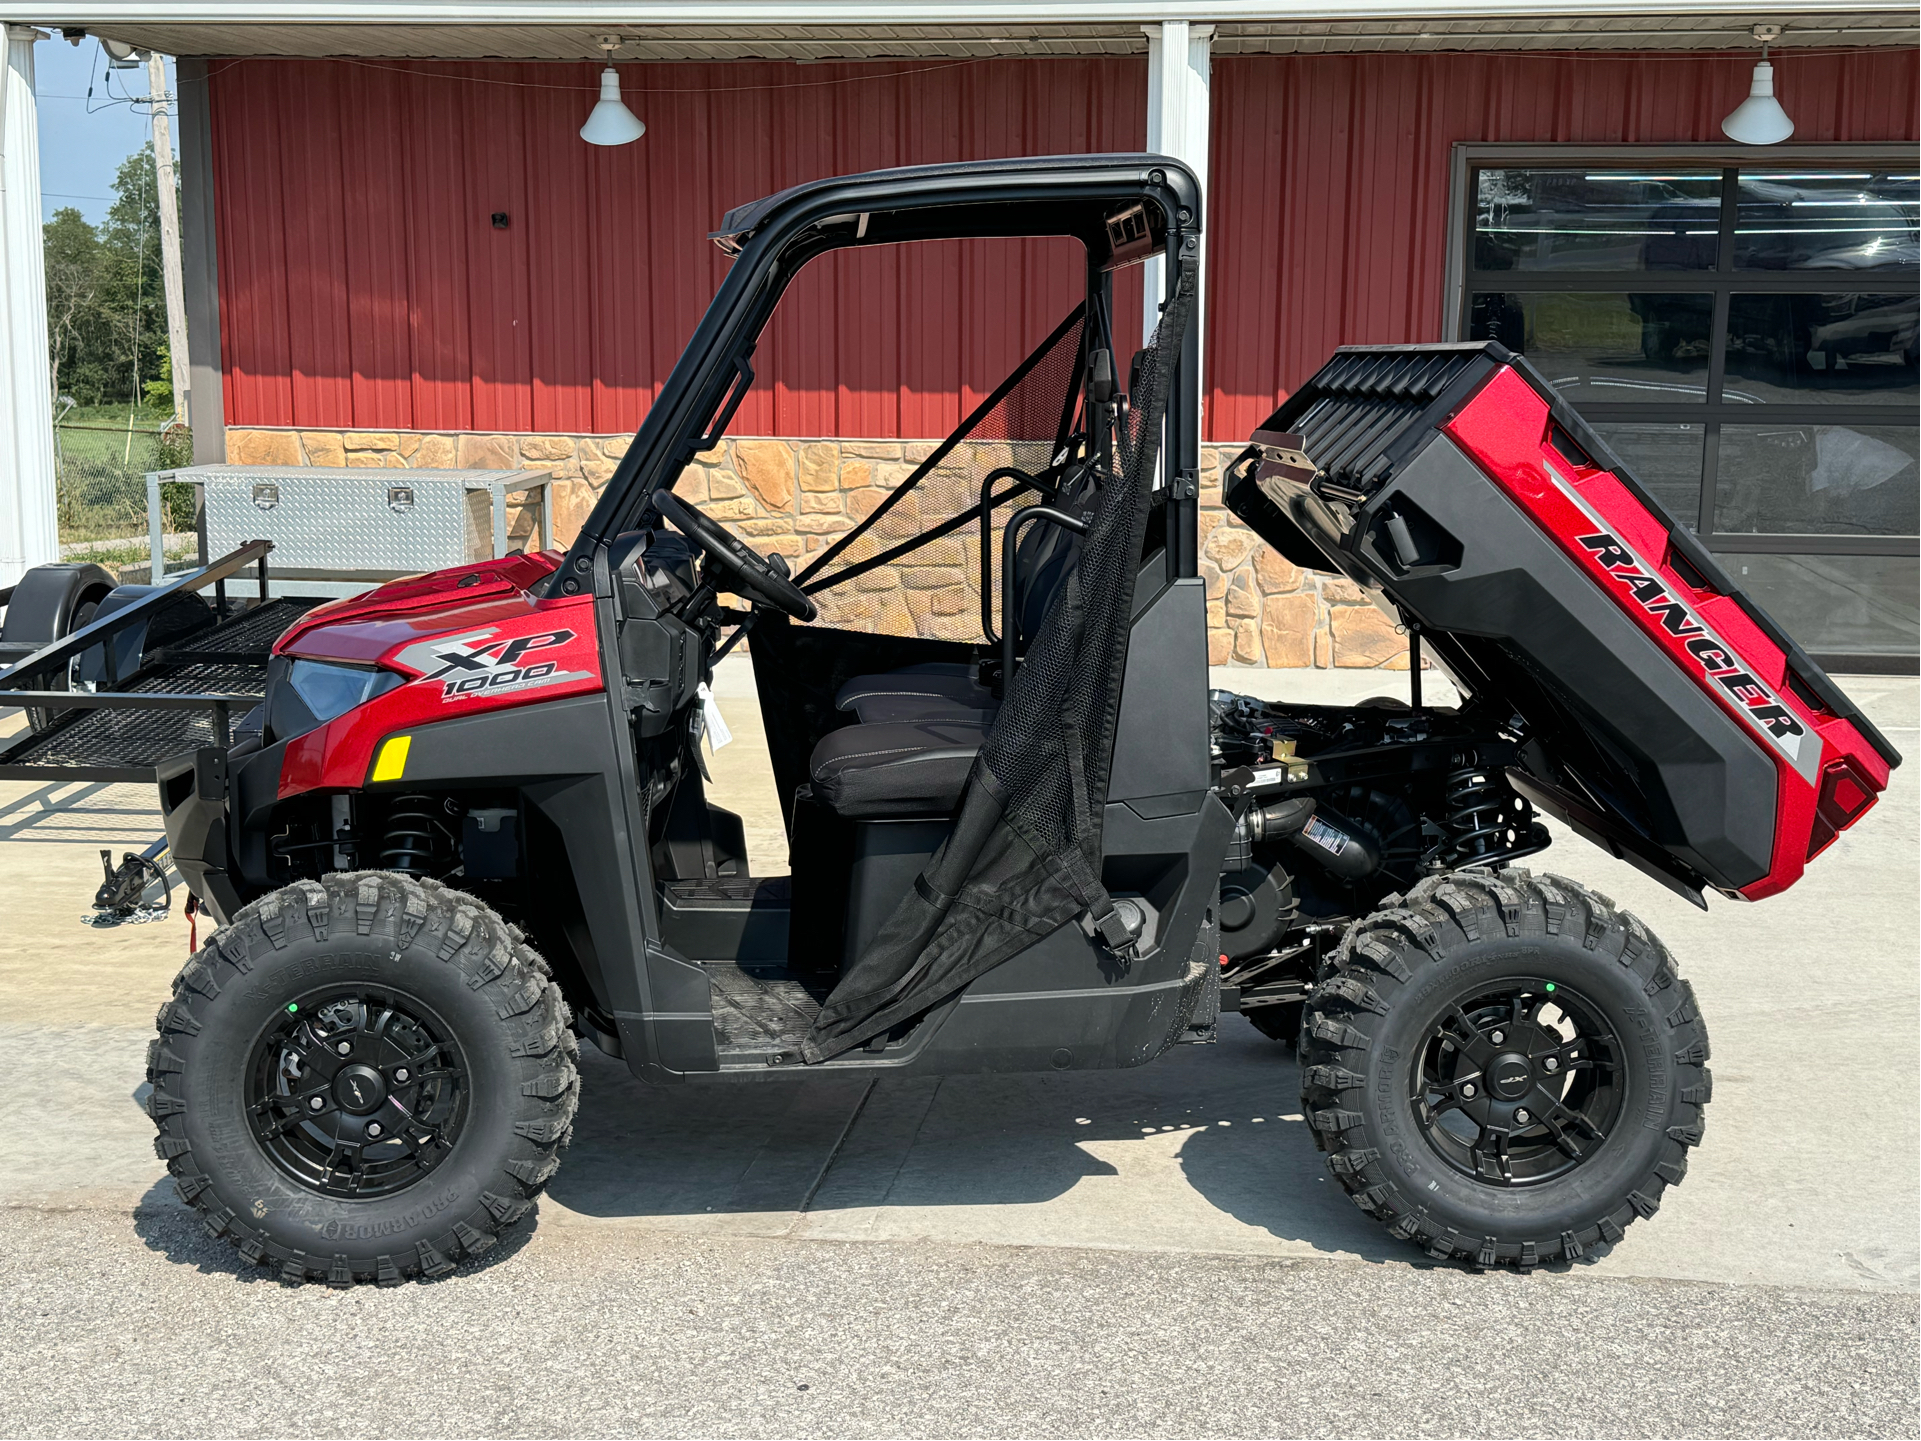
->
[698,683,732,752]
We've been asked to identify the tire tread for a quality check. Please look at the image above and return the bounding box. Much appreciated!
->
[146,871,579,1289]
[1300,866,1711,1270]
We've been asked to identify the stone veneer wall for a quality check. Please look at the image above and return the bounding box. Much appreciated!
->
[225,427,1413,669]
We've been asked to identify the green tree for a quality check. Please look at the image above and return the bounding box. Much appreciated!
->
[43,205,110,404]
[41,147,174,409]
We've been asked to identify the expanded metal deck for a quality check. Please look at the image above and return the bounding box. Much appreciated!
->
[0,597,320,784]
[168,598,319,666]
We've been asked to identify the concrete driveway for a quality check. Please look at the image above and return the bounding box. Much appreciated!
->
[2,670,1915,1438]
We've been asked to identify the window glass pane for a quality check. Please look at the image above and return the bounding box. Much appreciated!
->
[1720,553,1919,658]
[1469,291,1712,402]
[1714,424,1919,536]
[1734,170,1919,271]
[1472,169,1722,272]
[1584,421,1706,527]
[1720,293,1919,407]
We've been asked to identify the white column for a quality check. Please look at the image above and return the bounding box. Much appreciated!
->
[0,25,57,587]
[1141,20,1211,382]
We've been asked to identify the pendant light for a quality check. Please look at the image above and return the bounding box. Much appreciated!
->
[1722,25,1794,146]
[581,35,646,147]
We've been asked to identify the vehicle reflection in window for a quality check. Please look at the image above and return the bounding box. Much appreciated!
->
[1721,293,1919,405]
[1472,170,1721,272]
[1468,291,1712,402]
[1734,172,1919,272]
[1715,424,1920,537]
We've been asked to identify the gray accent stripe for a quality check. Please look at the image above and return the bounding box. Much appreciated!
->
[960,977,1186,1004]
[614,1010,712,1023]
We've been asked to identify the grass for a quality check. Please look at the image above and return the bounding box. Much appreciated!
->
[54,404,194,547]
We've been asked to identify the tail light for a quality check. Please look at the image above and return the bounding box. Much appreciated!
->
[1808,758,1878,860]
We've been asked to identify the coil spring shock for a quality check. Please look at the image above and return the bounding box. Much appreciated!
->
[379,794,447,875]
[1441,761,1525,868]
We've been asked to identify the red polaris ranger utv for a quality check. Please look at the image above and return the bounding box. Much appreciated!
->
[64,156,1896,1284]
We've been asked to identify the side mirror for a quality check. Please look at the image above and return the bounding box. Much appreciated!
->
[1086,348,1116,406]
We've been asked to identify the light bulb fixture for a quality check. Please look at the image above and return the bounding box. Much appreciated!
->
[581,35,646,147]
[101,37,149,68]
[1722,25,1794,146]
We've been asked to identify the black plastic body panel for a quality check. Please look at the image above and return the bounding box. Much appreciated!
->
[158,746,242,925]
[1109,576,1210,807]
[1378,436,1778,888]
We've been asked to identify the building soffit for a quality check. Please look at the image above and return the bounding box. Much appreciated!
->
[2,4,1913,60]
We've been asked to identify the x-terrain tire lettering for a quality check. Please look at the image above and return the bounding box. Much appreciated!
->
[147,873,579,1287]
[1300,866,1710,1268]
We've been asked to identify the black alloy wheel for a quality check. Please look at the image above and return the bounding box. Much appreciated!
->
[247,989,470,1199]
[1299,866,1711,1269]
[1412,979,1624,1187]
[148,872,578,1287]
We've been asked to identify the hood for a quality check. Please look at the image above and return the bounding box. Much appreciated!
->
[274,552,561,665]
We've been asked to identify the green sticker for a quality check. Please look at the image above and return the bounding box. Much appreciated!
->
[1543,983,1556,993]
[286,1003,299,1013]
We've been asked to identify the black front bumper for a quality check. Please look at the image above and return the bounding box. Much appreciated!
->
[158,747,243,926]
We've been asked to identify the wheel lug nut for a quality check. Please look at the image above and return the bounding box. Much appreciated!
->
[335,1041,352,1055]
[366,1122,383,1139]
[1515,1108,1531,1124]
[1491,1030,1505,1044]
[1544,1057,1559,1072]
[394,1067,409,1083]
[1461,1083,1477,1099]
[308,1096,325,1111]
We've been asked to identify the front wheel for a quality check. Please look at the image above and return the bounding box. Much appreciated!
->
[147,873,578,1286]
[1300,867,1709,1269]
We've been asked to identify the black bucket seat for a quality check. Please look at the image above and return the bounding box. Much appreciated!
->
[807,478,1092,818]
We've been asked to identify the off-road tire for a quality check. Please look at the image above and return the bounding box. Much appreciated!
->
[1300,866,1710,1269]
[147,872,579,1287]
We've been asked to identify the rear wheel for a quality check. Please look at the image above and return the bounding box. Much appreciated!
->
[1300,867,1709,1268]
[147,873,578,1286]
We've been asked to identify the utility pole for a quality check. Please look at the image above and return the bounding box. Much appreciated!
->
[148,51,188,424]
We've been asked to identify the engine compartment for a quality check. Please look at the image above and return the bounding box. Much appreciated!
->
[1208,684,1552,1033]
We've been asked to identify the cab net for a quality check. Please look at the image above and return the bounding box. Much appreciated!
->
[802,267,1197,1061]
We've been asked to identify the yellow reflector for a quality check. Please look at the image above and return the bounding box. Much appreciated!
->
[371,735,412,783]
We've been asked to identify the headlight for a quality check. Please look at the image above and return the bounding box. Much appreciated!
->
[267,659,404,742]
[291,659,402,721]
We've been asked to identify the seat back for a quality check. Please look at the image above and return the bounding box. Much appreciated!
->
[1007,466,1098,649]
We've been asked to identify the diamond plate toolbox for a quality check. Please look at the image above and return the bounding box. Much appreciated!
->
[198,467,548,576]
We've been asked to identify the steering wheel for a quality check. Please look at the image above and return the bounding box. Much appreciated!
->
[653,490,818,622]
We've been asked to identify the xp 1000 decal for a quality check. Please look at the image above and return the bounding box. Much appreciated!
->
[391,627,595,701]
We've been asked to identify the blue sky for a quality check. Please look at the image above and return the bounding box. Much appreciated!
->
[33,36,176,225]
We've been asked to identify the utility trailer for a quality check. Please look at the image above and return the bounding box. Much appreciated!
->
[9,153,1894,1290]
[0,542,314,784]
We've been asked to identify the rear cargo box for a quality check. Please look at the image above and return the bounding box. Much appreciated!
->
[1223,342,1898,902]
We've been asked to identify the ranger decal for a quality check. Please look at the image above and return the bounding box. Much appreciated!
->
[1574,530,1811,767]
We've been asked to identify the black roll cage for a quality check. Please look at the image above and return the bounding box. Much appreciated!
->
[551,153,1206,599]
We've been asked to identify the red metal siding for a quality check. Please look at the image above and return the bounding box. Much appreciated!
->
[209,57,1146,438]
[1204,49,1921,440]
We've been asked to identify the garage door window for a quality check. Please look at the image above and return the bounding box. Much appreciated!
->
[1463,163,1918,669]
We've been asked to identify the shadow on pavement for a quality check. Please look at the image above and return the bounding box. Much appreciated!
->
[543,1020,1420,1265]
